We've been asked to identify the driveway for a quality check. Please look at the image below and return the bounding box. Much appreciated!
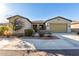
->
[54,33,79,47]
[22,33,79,50]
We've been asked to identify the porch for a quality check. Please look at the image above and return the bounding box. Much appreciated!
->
[32,20,45,32]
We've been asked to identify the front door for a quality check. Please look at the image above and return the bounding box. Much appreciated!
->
[33,24,45,32]
[33,25,38,32]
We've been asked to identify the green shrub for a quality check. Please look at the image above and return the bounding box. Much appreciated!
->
[24,29,33,36]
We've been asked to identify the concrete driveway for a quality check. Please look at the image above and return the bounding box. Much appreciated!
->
[23,33,79,50]
[54,33,79,47]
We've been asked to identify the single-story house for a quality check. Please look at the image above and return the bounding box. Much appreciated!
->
[6,15,73,34]
[7,15,32,35]
[44,16,72,33]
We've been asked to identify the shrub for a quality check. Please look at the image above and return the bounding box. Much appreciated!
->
[0,26,12,36]
[44,30,52,37]
[4,30,12,37]
[24,29,34,36]
[38,30,45,37]
[38,30,52,37]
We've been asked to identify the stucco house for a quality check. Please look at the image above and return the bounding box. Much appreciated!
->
[7,15,32,35]
[6,15,73,34]
[44,16,72,32]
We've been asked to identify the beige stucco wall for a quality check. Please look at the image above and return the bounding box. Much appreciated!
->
[13,18,32,34]
[71,24,79,32]
[45,18,71,32]
[8,16,32,34]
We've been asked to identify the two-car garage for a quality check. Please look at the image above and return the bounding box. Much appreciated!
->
[50,23,67,32]
[45,16,72,33]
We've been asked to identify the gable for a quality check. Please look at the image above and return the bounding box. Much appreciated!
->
[45,16,72,24]
[47,18,71,23]
[7,15,32,24]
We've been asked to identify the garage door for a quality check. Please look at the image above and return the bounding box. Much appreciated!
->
[50,23,67,32]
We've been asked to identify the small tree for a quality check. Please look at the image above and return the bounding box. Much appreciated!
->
[11,18,23,31]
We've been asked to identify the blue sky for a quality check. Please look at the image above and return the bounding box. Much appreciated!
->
[1,3,79,22]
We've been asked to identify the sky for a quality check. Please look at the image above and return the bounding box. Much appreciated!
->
[0,3,79,23]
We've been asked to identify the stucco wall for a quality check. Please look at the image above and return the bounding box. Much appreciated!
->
[13,18,32,34]
[8,16,32,34]
[45,18,71,32]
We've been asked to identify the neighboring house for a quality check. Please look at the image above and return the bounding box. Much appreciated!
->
[71,21,79,32]
[44,16,72,32]
[7,15,32,35]
[0,23,9,26]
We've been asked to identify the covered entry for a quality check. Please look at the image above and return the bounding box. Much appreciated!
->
[32,20,45,32]
[50,23,67,32]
